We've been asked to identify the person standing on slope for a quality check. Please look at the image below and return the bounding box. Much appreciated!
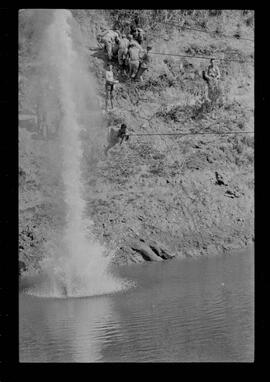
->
[203,58,221,102]
[135,46,152,81]
[127,42,141,79]
[105,64,118,110]
[117,34,130,67]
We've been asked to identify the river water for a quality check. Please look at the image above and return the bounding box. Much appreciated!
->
[19,247,254,362]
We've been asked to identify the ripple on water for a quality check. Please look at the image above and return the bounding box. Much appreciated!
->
[20,249,254,362]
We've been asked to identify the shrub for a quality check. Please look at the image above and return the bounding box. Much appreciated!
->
[156,104,195,122]
[246,15,254,27]
[105,111,125,127]
[108,9,171,38]
[199,20,208,29]
[234,31,241,39]
[163,57,183,77]
[232,136,246,155]
[209,10,223,17]
[241,135,254,148]
[245,152,254,164]
[215,26,223,36]
[149,163,165,176]
[192,101,213,120]
[238,121,245,130]
[236,144,243,154]
[137,68,176,92]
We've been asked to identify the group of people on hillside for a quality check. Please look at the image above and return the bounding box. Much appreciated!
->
[104,57,221,156]
[100,25,153,112]
[100,22,222,156]
[97,26,151,81]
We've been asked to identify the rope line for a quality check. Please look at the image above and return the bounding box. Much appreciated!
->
[158,20,254,43]
[150,51,253,64]
[130,131,254,137]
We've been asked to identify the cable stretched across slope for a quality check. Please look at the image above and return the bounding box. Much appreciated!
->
[150,51,253,64]
[130,131,254,137]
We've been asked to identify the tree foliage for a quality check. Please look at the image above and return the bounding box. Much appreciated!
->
[107,9,220,33]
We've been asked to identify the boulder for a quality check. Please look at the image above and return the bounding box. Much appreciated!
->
[130,239,163,261]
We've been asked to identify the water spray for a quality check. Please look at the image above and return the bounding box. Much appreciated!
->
[23,9,132,298]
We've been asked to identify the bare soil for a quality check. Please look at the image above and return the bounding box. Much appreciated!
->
[19,10,254,271]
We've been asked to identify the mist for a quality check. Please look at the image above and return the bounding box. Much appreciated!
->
[20,9,130,297]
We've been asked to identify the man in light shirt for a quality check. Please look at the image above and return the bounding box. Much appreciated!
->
[105,64,118,110]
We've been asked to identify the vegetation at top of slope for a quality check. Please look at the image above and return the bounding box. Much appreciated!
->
[108,9,254,40]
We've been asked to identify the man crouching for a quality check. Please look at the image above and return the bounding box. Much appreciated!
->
[104,123,129,157]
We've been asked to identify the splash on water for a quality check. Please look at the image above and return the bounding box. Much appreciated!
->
[22,9,133,298]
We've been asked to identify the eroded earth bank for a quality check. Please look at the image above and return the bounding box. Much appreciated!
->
[19,10,254,273]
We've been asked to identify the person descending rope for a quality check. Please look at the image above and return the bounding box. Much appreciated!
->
[104,123,129,156]
[203,58,221,102]
[105,64,118,110]
[135,46,152,81]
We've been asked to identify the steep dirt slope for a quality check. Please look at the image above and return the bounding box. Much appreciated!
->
[19,10,254,273]
[76,10,254,265]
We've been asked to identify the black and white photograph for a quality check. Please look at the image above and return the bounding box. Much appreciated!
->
[18,9,254,363]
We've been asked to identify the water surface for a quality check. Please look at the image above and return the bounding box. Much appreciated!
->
[19,248,254,362]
